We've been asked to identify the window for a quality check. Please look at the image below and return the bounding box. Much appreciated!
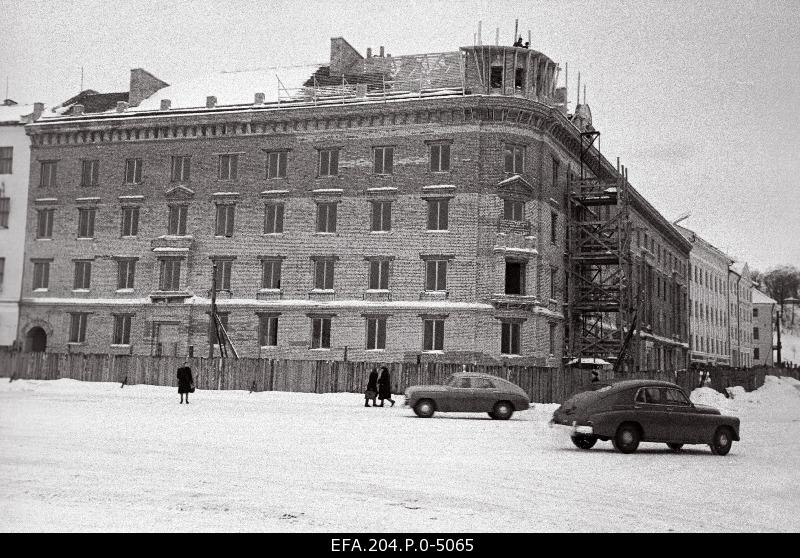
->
[664,388,690,406]
[259,314,279,347]
[77,208,96,238]
[40,161,57,187]
[503,199,524,221]
[167,205,188,235]
[170,156,191,182]
[490,66,503,88]
[117,260,136,290]
[264,203,284,233]
[0,197,8,228]
[504,144,524,173]
[212,259,233,291]
[552,157,559,189]
[261,259,282,289]
[753,327,759,340]
[0,147,12,174]
[314,259,335,290]
[430,143,450,172]
[365,317,387,350]
[425,259,447,291]
[753,308,758,318]
[754,347,760,360]
[215,204,235,237]
[551,212,558,244]
[423,319,445,351]
[73,261,92,290]
[124,158,142,184]
[369,259,390,290]
[81,160,99,186]
[505,259,526,295]
[550,267,558,299]
[318,148,339,176]
[514,67,525,89]
[36,209,54,238]
[121,207,139,237]
[218,154,239,180]
[69,313,89,343]
[311,317,332,349]
[373,146,394,175]
[316,202,337,233]
[112,314,132,345]
[265,151,287,179]
[32,261,50,290]
[371,201,392,232]
[501,321,520,355]
[0,258,4,286]
[427,199,449,230]
[549,322,557,355]
[159,259,181,291]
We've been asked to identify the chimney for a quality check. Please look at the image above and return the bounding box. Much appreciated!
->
[254,92,265,105]
[379,46,385,57]
[128,68,169,107]
[206,96,217,108]
[116,101,129,112]
[32,102,44,121]
[160,99,171,110]
[74,104,85,115]
[366,47,372,58]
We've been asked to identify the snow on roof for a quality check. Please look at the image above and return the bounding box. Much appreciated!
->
[132,64,322,112]
[0,103,37,124]
[752,289,777,305]
[730,261,748,275]
[567,357,611,366]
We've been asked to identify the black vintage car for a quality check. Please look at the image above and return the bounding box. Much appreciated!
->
[550,380,740,455]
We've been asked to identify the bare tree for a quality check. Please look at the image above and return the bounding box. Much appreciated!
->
[764,265,800,327]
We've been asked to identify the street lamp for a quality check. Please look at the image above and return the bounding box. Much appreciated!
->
[776,296,800,367]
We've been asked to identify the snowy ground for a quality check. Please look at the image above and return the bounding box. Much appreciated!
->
[1,376,799,532]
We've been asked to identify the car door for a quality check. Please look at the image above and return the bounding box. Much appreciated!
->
[469,376,498,412]
[443,375,471,412]
[663,387,700,443]
[632,387,671,441]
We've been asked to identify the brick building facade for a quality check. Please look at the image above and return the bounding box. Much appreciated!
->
[18,39,590,364]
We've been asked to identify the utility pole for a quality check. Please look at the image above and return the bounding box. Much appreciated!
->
[775,305,782,367]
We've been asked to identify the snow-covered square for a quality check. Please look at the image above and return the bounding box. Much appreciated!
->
[1,376,798,532]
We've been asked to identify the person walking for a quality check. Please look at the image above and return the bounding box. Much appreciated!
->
[364,368,379,407]
[377,366,395,407]
[177,360,194,404]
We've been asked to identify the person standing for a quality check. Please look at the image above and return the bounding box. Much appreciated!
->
[364,368,379,407]
[177,361,194,404]
[377,366,395,407]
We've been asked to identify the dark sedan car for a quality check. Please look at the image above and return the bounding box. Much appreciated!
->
[404,372,530,419]
[550,380,740,455]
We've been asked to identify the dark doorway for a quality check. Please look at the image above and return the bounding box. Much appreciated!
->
[26,327,47,352]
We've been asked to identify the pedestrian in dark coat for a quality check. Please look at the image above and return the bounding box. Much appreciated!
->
[177,361,194,404]
[364,368,378,407]
[377,366,395,407]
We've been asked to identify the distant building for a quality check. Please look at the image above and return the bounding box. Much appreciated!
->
[675,225,732,366]
[0,99,44,347]
[751,289,776,366]
[729,261,753,368]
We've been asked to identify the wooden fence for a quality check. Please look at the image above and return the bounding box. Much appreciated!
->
[1,351,795,404]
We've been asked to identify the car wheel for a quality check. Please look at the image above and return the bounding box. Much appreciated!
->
[710,427,734,456]
[491,401,514,420]
[571,434,598,450]
[612,423,641,454]
[666,443,684,452]
[413,399,435,418]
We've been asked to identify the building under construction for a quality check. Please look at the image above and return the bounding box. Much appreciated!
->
[565,135,692,373]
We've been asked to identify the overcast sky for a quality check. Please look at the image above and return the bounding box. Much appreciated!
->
[2,0,798,272]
